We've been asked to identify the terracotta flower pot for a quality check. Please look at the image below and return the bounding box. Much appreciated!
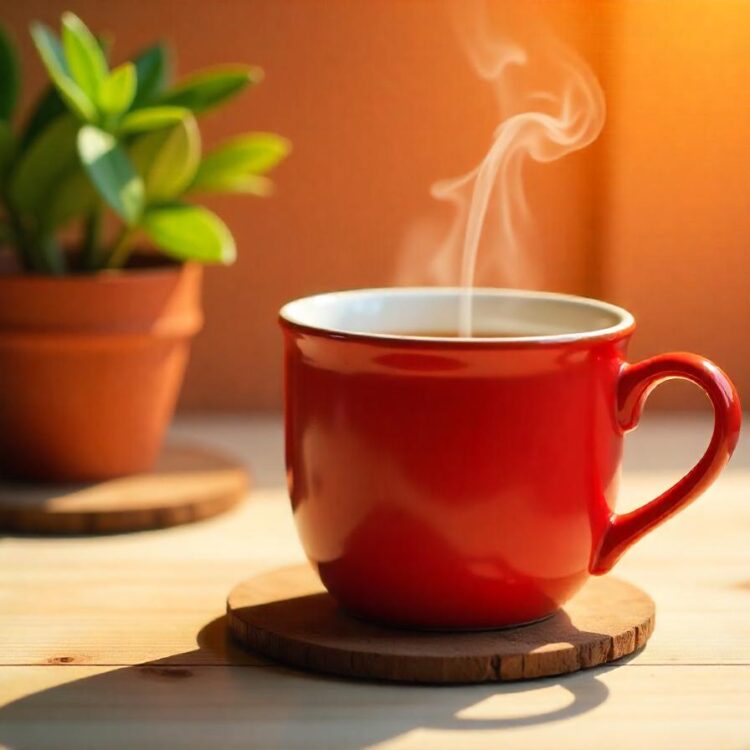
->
[0,262,203,482]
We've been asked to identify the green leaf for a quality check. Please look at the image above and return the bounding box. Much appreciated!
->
[119,105,188,134]
[0,120,16,179]
[191,132,289,193]
[158,65,261,113]
[129,114,200,201]
[9,114,79,213]
[45,165,97,229]
[20,86,66,150]
[77,125,144,225]
[142,202,235,264]
[0,25,20,121]
[193,172,274,196]
[132,43,170,107]
[18,29,105,146]
[98,62,136,117]
[61,12,107,102]
[30,22,96,122]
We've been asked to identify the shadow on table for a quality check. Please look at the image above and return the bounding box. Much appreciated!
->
[0,614,631,750]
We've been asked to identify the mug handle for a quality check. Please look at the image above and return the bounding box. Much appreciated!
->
[590,352,742,575]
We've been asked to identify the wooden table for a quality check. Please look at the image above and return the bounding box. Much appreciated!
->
[1,415,748,749]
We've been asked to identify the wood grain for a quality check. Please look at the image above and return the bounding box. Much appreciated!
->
[0,417,748,749]
[226,566,654,683]
[0,444,249,534]
[1,474,749,668]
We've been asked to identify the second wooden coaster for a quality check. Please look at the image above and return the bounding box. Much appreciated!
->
[0,444,248,534]
[227,565,655,684]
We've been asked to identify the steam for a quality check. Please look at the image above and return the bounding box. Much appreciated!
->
[398,1,606,335]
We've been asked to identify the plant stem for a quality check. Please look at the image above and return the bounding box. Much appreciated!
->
[39,233,66,275]
[106,226,135,270]
[81,204,103,270]
[2,197,33,271]
[1,194,60,274]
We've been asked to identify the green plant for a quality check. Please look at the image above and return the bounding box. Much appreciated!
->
[0,13,290,274]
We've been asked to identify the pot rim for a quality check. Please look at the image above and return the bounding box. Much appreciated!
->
[0,260,199,285]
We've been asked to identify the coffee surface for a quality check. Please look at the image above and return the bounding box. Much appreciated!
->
[386,330,530,338]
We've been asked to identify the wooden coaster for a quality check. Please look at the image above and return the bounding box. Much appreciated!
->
[0,444,248,534]
[227,566,655,684]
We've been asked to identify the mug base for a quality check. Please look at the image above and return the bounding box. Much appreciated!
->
[341,606,558,633]
[227,566,657,683]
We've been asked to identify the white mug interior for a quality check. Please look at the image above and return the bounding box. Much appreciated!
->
[280,288,634,344]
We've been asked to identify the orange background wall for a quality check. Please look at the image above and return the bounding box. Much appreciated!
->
[3,1,749,411]
[598,0,750,409]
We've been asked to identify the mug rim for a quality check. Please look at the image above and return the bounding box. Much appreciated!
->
[279,287,636,346]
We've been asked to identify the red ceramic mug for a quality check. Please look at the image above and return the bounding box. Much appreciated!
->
[280,288,741,629]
